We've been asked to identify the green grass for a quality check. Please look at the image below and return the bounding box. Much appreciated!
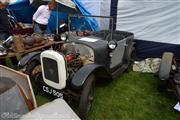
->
[36,71,180,120]
[36,92,54,106]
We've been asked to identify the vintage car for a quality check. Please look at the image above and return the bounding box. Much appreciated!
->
[18,15,136,119]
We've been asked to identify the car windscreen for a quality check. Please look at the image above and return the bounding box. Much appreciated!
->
[68,15,114,38]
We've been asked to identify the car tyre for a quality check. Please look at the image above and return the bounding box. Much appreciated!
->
[79,74,95,120]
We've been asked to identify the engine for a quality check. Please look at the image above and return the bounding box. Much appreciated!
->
[63,49,82,79]
[60,42,94,79]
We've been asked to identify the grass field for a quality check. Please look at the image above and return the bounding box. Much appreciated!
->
[36,71,180,120]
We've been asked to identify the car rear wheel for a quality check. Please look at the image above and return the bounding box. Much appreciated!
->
[79,74,95,120]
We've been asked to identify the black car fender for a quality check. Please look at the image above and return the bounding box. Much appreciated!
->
[18,51,41,68]
[71,63,112,89]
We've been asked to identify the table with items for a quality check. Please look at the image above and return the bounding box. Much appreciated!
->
[0,34,62,66]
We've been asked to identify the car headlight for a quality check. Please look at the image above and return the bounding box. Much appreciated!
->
[108,41,117,50]
[60,33,68,41]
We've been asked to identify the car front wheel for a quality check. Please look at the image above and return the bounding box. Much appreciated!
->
[79,74,95,120]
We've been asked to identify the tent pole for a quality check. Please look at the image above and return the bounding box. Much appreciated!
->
[56,2,59,34]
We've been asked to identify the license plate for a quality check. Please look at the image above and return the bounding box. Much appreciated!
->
[43,85,63,98]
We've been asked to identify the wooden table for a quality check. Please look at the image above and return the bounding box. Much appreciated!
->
[0,40,55,59]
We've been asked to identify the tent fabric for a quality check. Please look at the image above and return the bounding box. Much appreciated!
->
[116,0,180,45]
[135,40,180,60]
[78,0,111,30]
[56,0,76,9]
[116,0,180,59]
[30,0,78,13]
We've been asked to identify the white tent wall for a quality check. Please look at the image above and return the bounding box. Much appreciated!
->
[116,0,180,45]
[79,0,111,30]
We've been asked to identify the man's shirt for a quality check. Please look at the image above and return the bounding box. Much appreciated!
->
[33,5,51,25]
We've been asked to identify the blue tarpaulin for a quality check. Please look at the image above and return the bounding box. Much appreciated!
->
[47,0,99,33]
[72,0,99,31]
[8,1,36,23]
[47,11,68,33]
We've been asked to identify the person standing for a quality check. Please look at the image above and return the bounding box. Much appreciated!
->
[0,2,11,40]
[33,1,56,34]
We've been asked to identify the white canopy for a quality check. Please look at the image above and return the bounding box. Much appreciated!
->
[116,0,180,45]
